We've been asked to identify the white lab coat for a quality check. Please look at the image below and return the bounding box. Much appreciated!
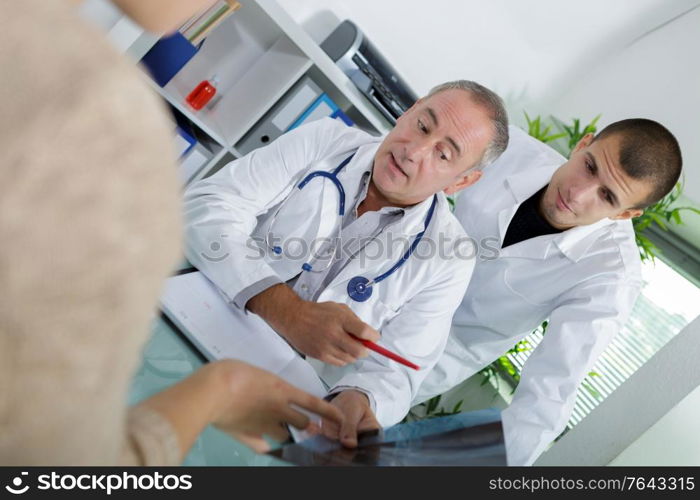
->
[183,118,473,426]
[414,126,643,466]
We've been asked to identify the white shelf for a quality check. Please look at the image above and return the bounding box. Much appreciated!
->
[144,75,228,146]
[211,36,311,145]
[157,20,311,145]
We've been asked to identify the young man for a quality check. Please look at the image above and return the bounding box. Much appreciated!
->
[414,119,683,465]
[183,81,509,445]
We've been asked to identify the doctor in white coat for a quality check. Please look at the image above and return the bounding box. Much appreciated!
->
[183,81,510,445]
[415,119,683,465]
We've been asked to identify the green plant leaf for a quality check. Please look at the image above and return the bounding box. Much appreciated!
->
[649,213,668,230]
[581,381,602,400]
[524,112,567,143]
[425,395,441,414]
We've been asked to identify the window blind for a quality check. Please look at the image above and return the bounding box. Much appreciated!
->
[506,258,700,431]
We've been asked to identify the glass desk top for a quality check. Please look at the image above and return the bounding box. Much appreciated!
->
[128,315,287,466]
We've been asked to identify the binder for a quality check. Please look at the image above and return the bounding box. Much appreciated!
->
[236,76,322,155]
[288,94,354,130]
[140,32,198,87]
[236,77,353,155]
[175,126,197,157]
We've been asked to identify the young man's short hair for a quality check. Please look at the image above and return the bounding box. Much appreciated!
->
[594,119,682,208]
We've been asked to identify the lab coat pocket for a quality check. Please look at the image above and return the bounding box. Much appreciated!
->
[348,296,400,332]
[503,257,566,307]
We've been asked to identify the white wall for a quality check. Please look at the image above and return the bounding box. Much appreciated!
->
[610,383,700,466]
[277,0,690,102]
[543,4,700,247]
[277,0,700,247]
[534,315,700,466]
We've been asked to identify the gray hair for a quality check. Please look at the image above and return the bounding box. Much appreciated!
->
[426,80,509,170]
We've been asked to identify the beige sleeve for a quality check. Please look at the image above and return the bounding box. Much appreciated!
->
[120,407,183,466]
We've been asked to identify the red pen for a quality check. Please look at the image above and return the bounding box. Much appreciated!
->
[351,335,420,371]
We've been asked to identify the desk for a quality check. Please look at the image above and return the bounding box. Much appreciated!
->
[128,315,288,466]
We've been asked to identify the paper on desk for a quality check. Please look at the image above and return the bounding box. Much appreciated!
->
[160,271,326,400]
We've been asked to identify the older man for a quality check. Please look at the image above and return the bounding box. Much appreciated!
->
[184,80,509,444]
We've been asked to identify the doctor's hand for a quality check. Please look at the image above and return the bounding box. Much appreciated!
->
[288,300,381,365]
[247,284,380,366]
[322,390,380,448]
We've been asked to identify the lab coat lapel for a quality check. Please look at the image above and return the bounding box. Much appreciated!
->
[498,217,616,261]
[316,144,377,241]
[326,194,435,290]
[553,217,616,262]
[496,163,558,260]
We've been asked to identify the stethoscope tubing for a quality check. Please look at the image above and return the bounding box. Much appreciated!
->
[266,152,437,301]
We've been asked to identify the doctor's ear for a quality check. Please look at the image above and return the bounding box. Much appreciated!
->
[443,169,482,196]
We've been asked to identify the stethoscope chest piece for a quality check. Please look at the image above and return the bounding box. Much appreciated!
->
[347,276,373,302]
[266,151,437,303]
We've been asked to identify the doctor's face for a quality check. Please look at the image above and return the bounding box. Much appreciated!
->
[540,133,652,230]
[371,89,494,207]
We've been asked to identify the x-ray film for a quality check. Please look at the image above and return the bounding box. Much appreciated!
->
[268,408,506,466]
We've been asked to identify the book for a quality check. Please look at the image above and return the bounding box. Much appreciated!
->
[179,1,242,46]
[159,270,326,398]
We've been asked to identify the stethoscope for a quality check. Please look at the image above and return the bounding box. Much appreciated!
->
[265,153,437,302]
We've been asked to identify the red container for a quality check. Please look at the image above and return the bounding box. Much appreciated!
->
[186,78,217,110]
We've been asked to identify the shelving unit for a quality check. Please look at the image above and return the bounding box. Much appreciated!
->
[84,0,393,185]
[205,36,312,145]
[188,148,233,184]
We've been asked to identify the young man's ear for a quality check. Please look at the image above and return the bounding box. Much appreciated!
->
[444,169,482,196]
[572,133,595,153]
[610,207,644,221]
